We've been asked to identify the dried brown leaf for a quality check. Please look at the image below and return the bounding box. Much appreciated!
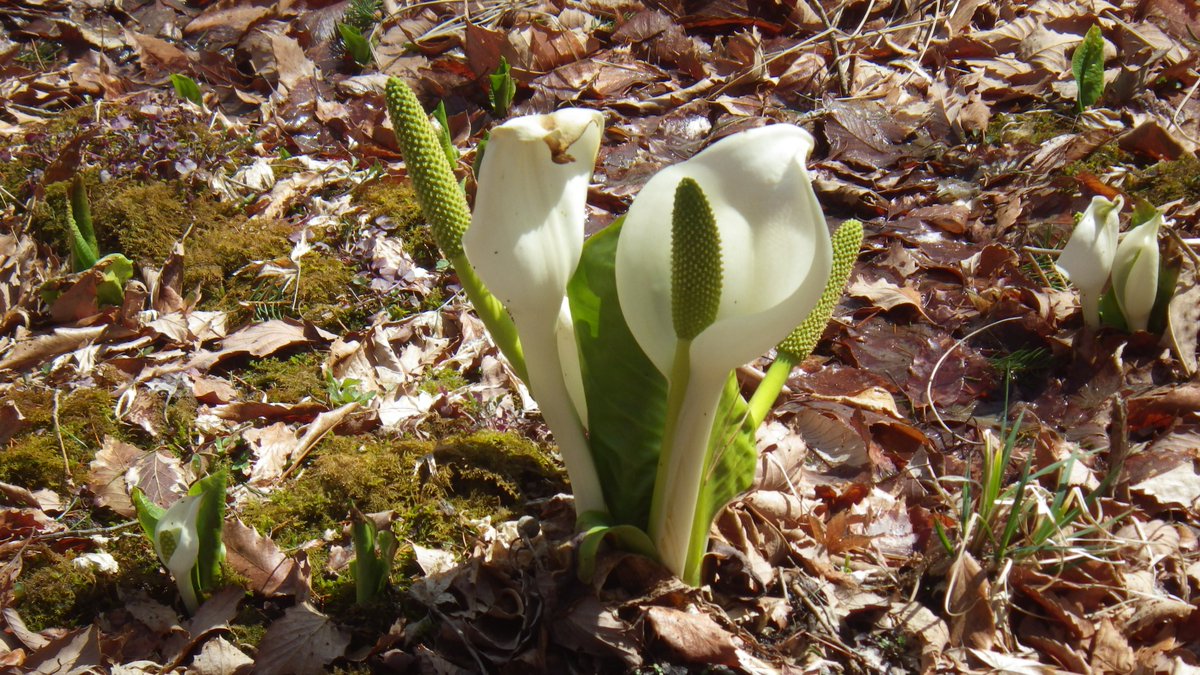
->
[645,606,739,666]
[88,436,148,517]
[947,552,995,650]
[190,636,253,675]
[21,625,101,674]
[253,602,349,675]
[223,518,310,598]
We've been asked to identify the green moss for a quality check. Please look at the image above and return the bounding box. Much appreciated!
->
[187,215,295,305]
[295,254,366,331]
[1125,155,1200,207]
[240,431,565,553]
[985,111,1075,147]
[0,386,123,490]
[13,534,172,631]
[241,352,326,404]
[229,605,270,649]
[418,368,468,395]
[356,179,438,266]
[0,435,67,490]
[1062,142,1135,178]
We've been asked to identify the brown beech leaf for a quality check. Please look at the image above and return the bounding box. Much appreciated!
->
[88,436,148,517]
[223,518,310,598]
[190,636,253,675]
[645,606,739,666]
[253,602,349,675]
[947,552,995,650]
[20,625,101,674]
[126,450,192,510]
[0,325,108,374]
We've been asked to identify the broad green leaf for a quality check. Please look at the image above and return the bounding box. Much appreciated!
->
[69,177,97,263]
[169,74,203,106]
[1072,25,1105,111]
[338,23,372,65]
[188,471,227,593]
[95,254,133,306]
[131,487,166,541]
[568,218,667,528]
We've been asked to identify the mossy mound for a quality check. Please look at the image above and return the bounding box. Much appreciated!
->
[1125,155,1200,207]
[240,430,566,552]
[13,534,174,632]
[0,387,123,491]
[985,111,1075,147]
[356,179,437,267]
[242,352,327,404]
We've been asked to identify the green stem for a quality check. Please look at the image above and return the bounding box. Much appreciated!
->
[450,253,527,384]
[746,352,798,429]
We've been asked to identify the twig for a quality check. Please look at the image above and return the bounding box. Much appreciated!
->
[53,389,70,478]
[924,316,1023,444]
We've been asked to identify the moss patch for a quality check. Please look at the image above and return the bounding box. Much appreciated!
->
[240,430,565,553]
[13,534,172,631]
[1125,155,1200,207]
[0,387,123,491]
[240,352,326,404]
[985,111,1075,147]
[356,179,437,266]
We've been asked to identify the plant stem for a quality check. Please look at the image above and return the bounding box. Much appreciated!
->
[450,252,527,382]
[746,352,798,428]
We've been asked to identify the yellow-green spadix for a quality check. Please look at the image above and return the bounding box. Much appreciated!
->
[463,108,607,517]
[615,124,833,577]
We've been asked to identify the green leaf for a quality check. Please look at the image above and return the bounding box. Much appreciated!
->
[577,517,660,583]
[488,57,516,117]
[169,74,203,106]
[95,254,133,306]
[338,23,373,65]
[568,218,668,528]
[131,487,166,542]
[188,471,227,594]
[1072,25,1106,111]
[431,101,459,167]
[69,177,97,261]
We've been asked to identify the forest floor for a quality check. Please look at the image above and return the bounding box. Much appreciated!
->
[1,0,1199,672]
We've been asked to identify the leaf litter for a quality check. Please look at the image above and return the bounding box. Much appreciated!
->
[0,0,1198,672]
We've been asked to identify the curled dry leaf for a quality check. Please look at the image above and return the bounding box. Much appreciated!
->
[252,602,349,675]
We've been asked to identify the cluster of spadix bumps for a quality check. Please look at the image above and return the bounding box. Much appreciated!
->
[384,78,470,258]
[777,219,864,361]
[671,177,723,341]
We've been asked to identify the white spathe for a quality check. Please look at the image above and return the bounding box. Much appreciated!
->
[1055,195,1122,328]
[154,493,204,612]
[463,108,607,516]
[615,124,833,377]
[614,124,833,576]
[1112,211,1164,332]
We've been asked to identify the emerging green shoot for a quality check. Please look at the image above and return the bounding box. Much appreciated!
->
[1072,25,1106,111]
[670,178,722,341]
[325,371,376,406]
[338,23,373,65]
[488,57,517,118]
[350,510,398,605]
[431,101,459,167]
[169,74,203,107]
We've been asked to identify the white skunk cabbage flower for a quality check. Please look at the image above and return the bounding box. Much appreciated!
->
[615,124,832,575]
[1056,195,1122,328]
[463,108,608,516]
[154,494,204,613]
[1111,211,1164,332]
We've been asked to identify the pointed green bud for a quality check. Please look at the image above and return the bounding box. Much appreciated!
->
[777,219,863,361]
[385,77,471,258]
[671,177,722,340]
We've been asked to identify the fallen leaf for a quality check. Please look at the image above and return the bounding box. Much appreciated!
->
[252,602,349,675]
[222,518,310,598]
[947,552,995,650]
[88,437,148,517]
[645,606,740,666]
[20,625,101,674]
[189,636,253,675]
